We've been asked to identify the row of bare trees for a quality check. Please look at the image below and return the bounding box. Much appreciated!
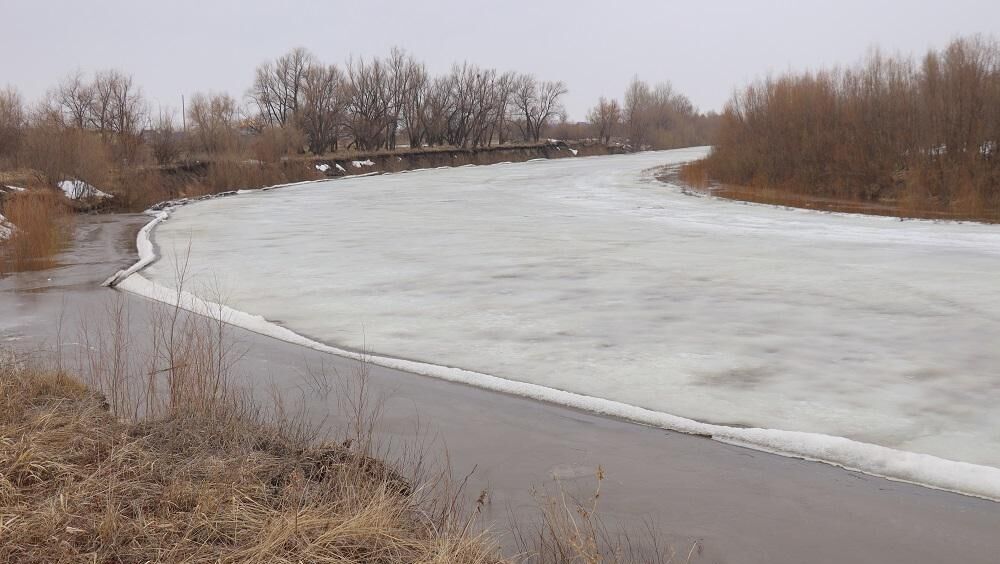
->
[586,78,719,150]
[0,46,725,184]
[1,46,574,172]
[244,47,569,154]
[35,70,147,162]
[702,36,1000,219]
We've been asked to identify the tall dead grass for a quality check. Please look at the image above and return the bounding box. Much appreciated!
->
[0,354,502,563]
[0,190,73,272]
[511,469,697,564]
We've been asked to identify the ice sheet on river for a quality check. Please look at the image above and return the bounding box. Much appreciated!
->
[137,148,1000,494]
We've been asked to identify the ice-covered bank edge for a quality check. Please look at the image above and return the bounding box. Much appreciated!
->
[108,171,1000,503]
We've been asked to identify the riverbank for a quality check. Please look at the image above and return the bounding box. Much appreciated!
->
[674,158,1000,224]
[4,207,1000,563]
[1,140,620,214]
[0,141,620,271]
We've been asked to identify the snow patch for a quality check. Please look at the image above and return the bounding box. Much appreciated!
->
[0,213,14,240]
[335,163,346,172]
[58,179,111,200]
[351,159,375,168]
[315,164,331,172]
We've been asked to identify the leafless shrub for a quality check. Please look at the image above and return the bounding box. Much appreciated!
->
[301,63,350,154]
[700,35,1000,221]
[148,109,181,165]
[0,86,26,166]
[0,190,73,272]
[186,91,240,155]
[248,47,314,129]
[512,75,568,142]
[252,124,305,163]
[19,125,112,190]
[588,97,621,145]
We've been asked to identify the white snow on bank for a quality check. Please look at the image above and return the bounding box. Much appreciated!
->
[316,164,331,172]
[58,179,111,200]
[335,163,346,172]
[2,185,26,192]
[0,213,13,240]
[352,159,375,168]
[101,210,168,286]
[114,148,1000,501]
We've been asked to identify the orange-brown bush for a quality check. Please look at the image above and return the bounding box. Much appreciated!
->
[253,125,306,163]
[700,36,1000,221]
[0,190,73,272]
[19,125,113,190]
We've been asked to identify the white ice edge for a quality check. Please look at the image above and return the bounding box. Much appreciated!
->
[110,164,1000,503]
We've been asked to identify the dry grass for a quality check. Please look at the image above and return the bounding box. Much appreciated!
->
[0,274,505,564]
[511,470,697,564]
[0,354,503,563]
[676,160,710,190]
[0,190,73,273]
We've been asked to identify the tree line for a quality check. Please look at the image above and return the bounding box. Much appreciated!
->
[0,46,720,175]
[700,35,1000,220]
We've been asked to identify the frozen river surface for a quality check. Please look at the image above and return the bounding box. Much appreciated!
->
[144,148,1000,472]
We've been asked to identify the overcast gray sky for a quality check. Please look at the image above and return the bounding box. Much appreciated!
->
[2,0,998,120]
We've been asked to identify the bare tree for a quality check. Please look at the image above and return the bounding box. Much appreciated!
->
[108,72,147,161]
[384,47,421,149]
[54,72,94,129]
[0,86,25,162]
[490,71,516,145]
[187,92,239,155]
[623,77,699,150]
[401,61,430,147]
[149,109,181,164]
[587,97,621,144]
[77,70,147,161]
[623,77,652,149]
[300,64,349,154]
[345,56,390,150]
[512,74,567,141]
[248,47,314,128]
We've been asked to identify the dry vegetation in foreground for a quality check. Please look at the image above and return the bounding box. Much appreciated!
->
[0,288,688,563]
[0,357,504,563]
[690,35,1000,223]
[0,190,73,273]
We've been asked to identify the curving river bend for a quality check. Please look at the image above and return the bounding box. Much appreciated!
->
[136,147,1000,486]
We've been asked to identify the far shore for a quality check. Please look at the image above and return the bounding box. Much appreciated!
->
[666,161,1000,224]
